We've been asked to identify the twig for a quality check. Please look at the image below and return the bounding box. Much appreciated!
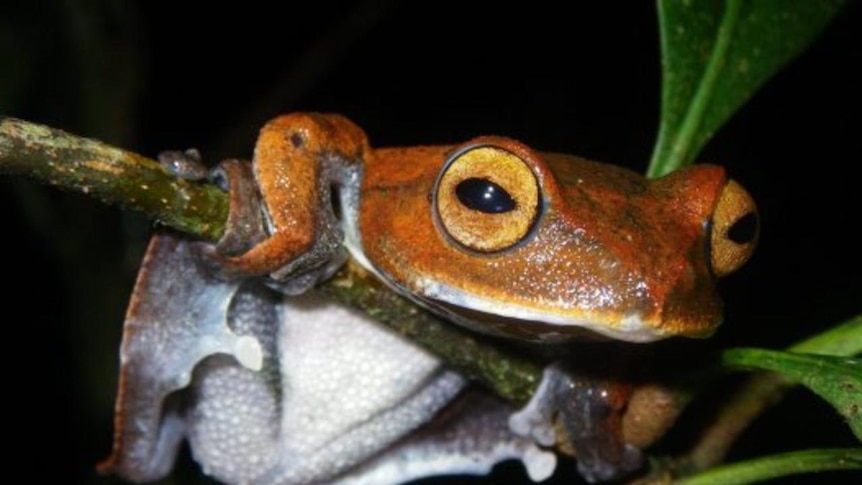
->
[0,115,542,403]
[670,317,862,475]
[0,116,228,240]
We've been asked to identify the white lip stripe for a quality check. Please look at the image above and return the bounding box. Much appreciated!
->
[341,196,663,343]
[415,277,664,343]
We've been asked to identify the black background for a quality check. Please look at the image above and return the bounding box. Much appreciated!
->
[1,2,859,484]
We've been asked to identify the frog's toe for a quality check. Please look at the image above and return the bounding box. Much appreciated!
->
[508,371,559,447]
[210,159,266,256]
[158,148,209,180]
[577,442,642,483]
[158,150,265,258]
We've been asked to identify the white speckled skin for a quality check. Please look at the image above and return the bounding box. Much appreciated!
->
[189,290,466,484]
[104,233,555,484]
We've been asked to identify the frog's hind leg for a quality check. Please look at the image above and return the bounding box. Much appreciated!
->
[99,233,265,482]
[330,391,558,484]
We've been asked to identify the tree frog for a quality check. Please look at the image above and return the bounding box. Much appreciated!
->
[220,113,757,342]
[100,113,758,484]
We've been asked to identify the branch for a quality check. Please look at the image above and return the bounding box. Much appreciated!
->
[0,116,228,240]
[0,115,542,403]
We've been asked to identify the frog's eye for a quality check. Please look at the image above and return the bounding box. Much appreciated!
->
[434,144,540,252]
[710,179,759,277]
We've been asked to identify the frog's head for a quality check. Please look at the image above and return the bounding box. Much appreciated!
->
[356,137,758,343]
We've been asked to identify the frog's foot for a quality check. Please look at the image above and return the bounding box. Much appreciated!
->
[209,159,266,256]
[509,365,643,483]
[158,149,266,256]
[330,391,558,484]
[160,146,345,294]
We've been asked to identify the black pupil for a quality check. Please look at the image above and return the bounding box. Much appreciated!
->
[727,212,758,244]
[455,178,516,214]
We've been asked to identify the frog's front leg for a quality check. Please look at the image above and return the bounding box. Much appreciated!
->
[509,364,644,482]
[223,113,369,292]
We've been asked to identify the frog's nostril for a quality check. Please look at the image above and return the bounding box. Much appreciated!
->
[290,132,304,148]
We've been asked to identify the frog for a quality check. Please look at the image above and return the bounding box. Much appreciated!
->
[100,113,758,484]
[212,113,757,342]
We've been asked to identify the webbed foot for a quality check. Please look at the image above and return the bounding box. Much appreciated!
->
[509,364,643,482]
[159,149,266,257]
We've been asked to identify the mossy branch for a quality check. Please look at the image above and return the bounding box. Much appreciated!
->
[0,115,543,404]
[0,117,229,240]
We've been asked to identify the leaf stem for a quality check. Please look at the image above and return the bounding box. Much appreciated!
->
[650,0,742,178]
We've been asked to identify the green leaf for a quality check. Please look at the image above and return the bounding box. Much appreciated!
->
[678,448,862,485]
[648,0,848,178]
[723,348,862,440]
[790,315,862,356]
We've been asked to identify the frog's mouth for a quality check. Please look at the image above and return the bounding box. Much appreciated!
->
[408,278,665,344]
[423,298,615,342]
[343,240,664,343]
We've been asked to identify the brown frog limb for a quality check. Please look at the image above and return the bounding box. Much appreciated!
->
[157,114,366,294]
[221,114,368,285]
